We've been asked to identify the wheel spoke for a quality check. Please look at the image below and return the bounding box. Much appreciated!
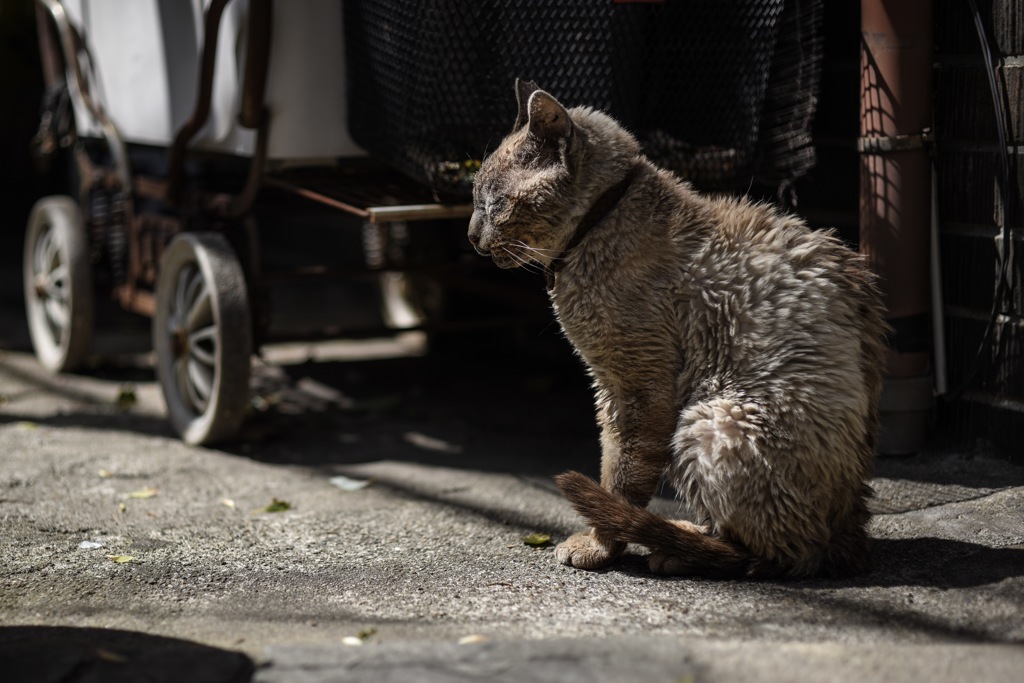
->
[185,374,206,412]
[44,297,69,330]
[175,357,198,412]
[174,356,205,413]
[34,230,53,276]
[45,226,60,266]
[186,287,212,332]
[47,263,69,289]
[43,269,68,302]
[187,357,213,405]
[184,268,205,310]
[173,266,192,321]
[43,228,59,267]
[43,280,67,303]
[188,325,217,366]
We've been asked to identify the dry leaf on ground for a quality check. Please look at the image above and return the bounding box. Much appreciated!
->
[257,498,292,513]
[521,533,552,547]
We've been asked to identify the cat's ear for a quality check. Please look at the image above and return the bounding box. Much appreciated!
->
[513,78,540,131]
[527,89,573,144]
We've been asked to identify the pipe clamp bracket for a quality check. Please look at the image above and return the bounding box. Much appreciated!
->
[857,130,934,154]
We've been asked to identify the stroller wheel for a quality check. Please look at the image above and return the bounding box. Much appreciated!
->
[23,195,94,372]
[153,232,252,445]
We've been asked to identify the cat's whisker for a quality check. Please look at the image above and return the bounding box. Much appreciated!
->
[502,241,531,260]
[511,247,556,280]
[516,243,562,257]
[511,240,564,262]
[500,245,543,273]
[510,238,550,252]
[507,242,548,266]
[507,242,559,280]
[512,251,546,275]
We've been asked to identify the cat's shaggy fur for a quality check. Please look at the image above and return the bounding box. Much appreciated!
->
[468,80,887,578]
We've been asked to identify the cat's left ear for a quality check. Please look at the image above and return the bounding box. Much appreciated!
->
[513,78,540,131]
[527,90,574,147]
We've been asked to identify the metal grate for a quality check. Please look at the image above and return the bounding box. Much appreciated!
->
[343,0,823,197]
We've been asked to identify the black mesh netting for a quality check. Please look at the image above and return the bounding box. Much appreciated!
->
[343,0,822,198]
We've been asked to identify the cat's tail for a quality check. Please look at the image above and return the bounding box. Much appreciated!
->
[555,470,761,578]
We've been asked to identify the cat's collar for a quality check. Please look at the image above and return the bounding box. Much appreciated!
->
[546,163,641,291]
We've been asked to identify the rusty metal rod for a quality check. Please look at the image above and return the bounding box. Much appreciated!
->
[164,0,230,206]
[222,0,273,220]
[239,0,272,130]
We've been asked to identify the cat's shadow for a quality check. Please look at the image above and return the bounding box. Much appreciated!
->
[839,536,1024,589]
[611,536,1024,590]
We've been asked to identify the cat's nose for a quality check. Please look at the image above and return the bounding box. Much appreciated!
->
[468,231,488,254]
[468,215,489,254]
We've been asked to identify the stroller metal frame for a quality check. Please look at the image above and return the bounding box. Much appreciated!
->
[25,0,501,445]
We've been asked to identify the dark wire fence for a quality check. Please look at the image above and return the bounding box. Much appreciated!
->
[343,0,823,199]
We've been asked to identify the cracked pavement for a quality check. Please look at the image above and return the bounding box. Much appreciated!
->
[1,291,1023,682]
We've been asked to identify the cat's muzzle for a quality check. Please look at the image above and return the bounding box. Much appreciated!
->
[468,221,517,268]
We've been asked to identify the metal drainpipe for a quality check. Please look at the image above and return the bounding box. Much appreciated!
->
[859,0,935,454]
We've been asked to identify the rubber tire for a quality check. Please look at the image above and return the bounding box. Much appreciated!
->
[153,233,252,446]
[23,195,94,372]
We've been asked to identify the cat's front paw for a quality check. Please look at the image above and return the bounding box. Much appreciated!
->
[554,531,625,570]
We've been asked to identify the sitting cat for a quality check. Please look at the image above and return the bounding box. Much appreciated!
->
[468,80,887,578]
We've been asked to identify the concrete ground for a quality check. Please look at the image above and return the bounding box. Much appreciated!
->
[1,290,1023,682]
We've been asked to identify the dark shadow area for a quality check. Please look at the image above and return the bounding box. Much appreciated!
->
[339,465,584,539]
[0,625,253,683]
[225,332,603,479]
[0,0,44,284]
[0,411,176,439]
[1,293,600,477]
[0,301,32,353]
[873,449,1024,489]
[600,536,1024,592]
[0,290,153,361]
[820,537,1024,590]
[0,350,151,408]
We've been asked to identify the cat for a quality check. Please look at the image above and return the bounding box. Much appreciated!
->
[468,79,888,578]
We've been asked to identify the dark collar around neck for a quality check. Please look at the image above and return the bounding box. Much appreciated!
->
[545,163,641,291]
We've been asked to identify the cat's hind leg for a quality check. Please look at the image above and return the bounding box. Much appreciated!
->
[647,520,713,575]
[645,520,749,576]
[668,396,827,578]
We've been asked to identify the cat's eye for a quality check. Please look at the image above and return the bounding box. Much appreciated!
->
[486,197,508,217]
